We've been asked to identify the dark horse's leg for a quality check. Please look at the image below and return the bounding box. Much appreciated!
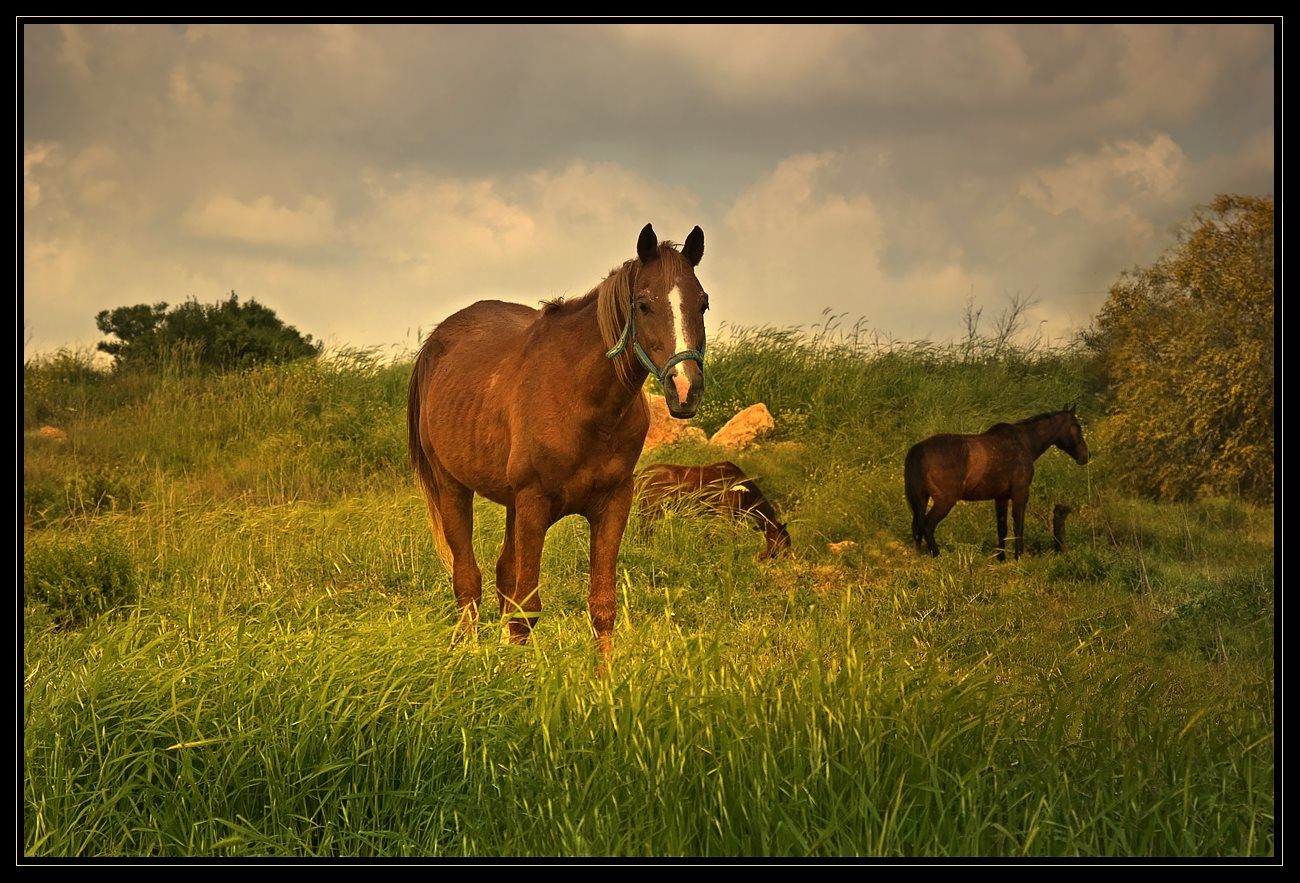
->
[922,496,955,557]
[995,497,1010,562]
[495,505,516,618]
[504,489,551,644]
[438,480,482,638]
[911,499,928,552]
[904,448,929,553]
[1011,491,1029,560]
[587,481,634,666]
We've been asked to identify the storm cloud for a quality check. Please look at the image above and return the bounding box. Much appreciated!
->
[22,22,1275,356]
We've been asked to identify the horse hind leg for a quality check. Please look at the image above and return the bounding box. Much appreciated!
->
[922,497,955,557]
[503,489,551,645]
[495,506,516,619]
[905,478,929,551]
[436,481,483,640]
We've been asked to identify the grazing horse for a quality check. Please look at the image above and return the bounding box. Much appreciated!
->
[905,407,1089,560]
[636,461,792,561]
[407,223,710,663]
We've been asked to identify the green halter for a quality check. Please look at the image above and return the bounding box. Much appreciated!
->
[604,290,706,383]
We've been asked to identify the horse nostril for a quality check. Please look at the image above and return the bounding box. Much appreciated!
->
[671,373,692,405]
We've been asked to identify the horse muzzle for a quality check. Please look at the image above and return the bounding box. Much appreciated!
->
[663,359,704,418]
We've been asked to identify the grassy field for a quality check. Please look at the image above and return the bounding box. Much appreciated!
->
[22,331,1275,858]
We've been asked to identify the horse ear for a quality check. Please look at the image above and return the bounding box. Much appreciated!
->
[637,223,659,263]
[683,226,704,266]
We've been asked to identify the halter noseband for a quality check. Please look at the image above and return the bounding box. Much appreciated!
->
[604,281,706,383]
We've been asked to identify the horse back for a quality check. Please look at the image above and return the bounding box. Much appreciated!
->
[640,460,741,496]
[639,461,772,517]
[910,432,1028,501]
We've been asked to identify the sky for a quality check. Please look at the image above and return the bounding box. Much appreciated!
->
[21,21,1277,360]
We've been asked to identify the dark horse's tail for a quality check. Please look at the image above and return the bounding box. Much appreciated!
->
[407,337,453,567]
[904,443,929,545]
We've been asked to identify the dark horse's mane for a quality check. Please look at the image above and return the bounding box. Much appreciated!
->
[988,410,1071,432]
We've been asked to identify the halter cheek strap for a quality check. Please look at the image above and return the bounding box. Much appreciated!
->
[604,291,706,383]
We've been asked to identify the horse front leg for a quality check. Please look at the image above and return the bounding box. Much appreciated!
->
[587,481,634,668]
[995,497,1010,562]
[1011,493,1028,560]
[504,490,551,645]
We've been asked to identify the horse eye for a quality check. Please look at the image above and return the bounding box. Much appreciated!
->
[638,302,651,315]
[701,297,710,314]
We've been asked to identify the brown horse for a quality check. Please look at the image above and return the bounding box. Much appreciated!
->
[905,407,1089,560]
[407,223,709,662]
[636,461,792,560]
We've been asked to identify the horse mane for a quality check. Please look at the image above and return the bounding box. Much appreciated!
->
[984,410,1072,436]
[1014,410,1073,427]
[1003,410,1076,429]
[542,242,691,388]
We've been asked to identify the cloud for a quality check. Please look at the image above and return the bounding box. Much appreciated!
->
[20,23,1275,354]
[183,195,340,248]
[23,143,57,208]
[1018,134,1190,245]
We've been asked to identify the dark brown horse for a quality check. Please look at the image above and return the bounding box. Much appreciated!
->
[407,224,709,663]
[636,461,792,560]
[905,407,1089,560]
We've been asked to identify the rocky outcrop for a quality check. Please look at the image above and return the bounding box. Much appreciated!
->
[642,397,776,452]
[709,403,775,450]
[642,394,696,452]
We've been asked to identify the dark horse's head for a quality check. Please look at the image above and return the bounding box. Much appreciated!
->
[630,224,708,418]
[1054,405,1090,465]
[759,520,793,561]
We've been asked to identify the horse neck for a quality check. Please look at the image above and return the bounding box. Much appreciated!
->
[742,486,781,528]
[571,295,650,411]
[1019,414,1066,460]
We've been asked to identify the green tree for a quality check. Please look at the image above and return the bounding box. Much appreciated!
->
[95,292,321,372]
[1087,194,1274,502]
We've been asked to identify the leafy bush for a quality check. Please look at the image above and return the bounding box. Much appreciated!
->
[24,532,139,628]
[1086,194,1274,502]
[23,465,137,527]
[96,292,321,373]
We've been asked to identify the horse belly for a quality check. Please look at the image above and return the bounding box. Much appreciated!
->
[421,358,519,501]
[961,476,1008,501]
[959,439,1020,500]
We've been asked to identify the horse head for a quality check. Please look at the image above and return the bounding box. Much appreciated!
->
[622,223,709,418]
[758,520,793,561]
[1056,405,1090,465]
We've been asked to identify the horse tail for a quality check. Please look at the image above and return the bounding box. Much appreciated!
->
[904,443,929,542]
[407,337,453,567]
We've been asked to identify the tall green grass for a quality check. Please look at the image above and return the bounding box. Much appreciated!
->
[22,333,1274,857]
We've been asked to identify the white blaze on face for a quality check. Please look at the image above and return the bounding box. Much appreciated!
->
[667,284,693,402]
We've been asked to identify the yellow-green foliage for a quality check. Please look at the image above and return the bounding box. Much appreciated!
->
[1090,194,1274,502]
